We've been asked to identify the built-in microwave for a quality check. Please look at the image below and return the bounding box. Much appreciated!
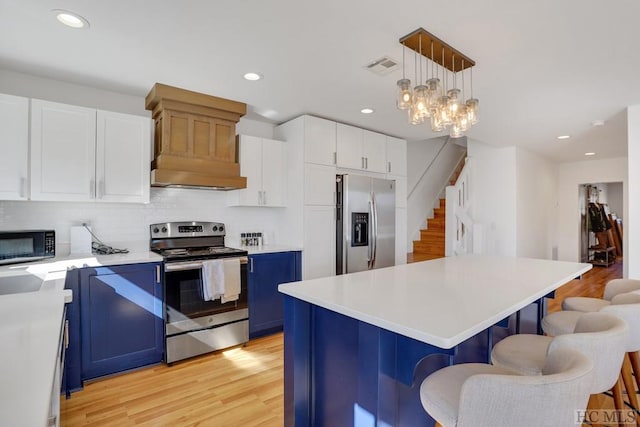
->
[0,230,55,266]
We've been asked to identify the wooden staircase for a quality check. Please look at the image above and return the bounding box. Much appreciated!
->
[411,198,447,262]
[409,156,466,263]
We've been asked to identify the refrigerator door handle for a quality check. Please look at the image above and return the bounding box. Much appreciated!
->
[367,197,373,268]
[371,192,378,269]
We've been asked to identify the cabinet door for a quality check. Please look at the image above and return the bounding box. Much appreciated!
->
[386,136,407,176]
[80,263,164,380]
[336,123,363,170]
[96,111,151,203]
[31,99,96,201]
[0,94,29,200]
[304,116,337,166]
[389,174,407,208]
[234,135,262,205]
[248,252,300,338]
[303,206,335,279]
[304,163,336,205]
[362,129,387,173]
[261,138,286,206]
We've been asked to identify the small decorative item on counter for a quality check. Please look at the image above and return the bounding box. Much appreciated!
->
[242,232,263,247]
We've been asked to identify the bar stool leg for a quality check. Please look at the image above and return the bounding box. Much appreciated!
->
[621,354,639,410]
[587,394,603,427]
[612,376,626,427]
[630,351,640,398]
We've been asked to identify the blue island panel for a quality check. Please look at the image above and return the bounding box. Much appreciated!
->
[283,294,542,426]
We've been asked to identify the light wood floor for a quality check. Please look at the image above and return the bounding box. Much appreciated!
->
[60,260,624,426]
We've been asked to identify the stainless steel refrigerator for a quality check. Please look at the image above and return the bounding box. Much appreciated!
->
[336,174,395,274]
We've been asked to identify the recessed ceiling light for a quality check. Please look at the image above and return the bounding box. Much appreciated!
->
[52,10,89,29]
[556,135,571,140]
[591,120,605,127]
[243,72,262,81]
[360,108,374,114]
[585,152,596,156]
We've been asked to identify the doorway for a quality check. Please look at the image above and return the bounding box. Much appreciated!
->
[579,182,624,269]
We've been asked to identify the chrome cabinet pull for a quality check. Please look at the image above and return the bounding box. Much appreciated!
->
[89,179,95,199]
[250,257,254,273]
[19,177,26,198]
[388,161,391,173]
[333,152,337,165]
[156,265,161,283]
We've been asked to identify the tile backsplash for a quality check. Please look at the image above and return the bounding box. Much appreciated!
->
[0,187,285,254]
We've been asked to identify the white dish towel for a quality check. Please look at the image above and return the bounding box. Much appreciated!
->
[221,258,241,303]
[201,259,225,301]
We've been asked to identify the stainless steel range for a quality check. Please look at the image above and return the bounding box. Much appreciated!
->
[150,221,248,364]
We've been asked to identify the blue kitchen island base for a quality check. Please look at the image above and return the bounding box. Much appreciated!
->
[283,295,545,426]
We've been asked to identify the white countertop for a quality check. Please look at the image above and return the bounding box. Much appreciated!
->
[0,290,69,427]
[279,255,591,349]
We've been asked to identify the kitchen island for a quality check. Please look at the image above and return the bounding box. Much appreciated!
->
[278,255,591,426]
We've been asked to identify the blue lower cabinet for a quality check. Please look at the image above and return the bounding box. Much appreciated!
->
[80,263,164,380]
[63,268,82,396]
[249,251,301,338]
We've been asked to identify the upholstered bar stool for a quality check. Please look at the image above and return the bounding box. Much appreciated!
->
[562,278,640,312]
[543,294,640,415]
[492,312,628,425]
[419,347,593,427]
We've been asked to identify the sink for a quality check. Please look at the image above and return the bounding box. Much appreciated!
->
[0,274,44,295]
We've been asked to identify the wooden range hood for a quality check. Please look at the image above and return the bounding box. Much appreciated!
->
[145,83,247,190]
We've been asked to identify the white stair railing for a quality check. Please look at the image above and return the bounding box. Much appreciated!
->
[445,157,475,256]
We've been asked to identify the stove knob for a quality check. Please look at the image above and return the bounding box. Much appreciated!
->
[219,226,224,232]
[162,226,167,233]
[153,227,159,234]
[212,225,218,232]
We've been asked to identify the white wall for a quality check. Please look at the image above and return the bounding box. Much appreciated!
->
[556,157,627,266]
[515,148,558,259]
[0,68,283,253]
[406,137,466,250]
[607,182,624,219]
[627,106,640,278]
[467,140,517,256]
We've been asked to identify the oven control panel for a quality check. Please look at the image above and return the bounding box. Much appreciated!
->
[150,221,226,239]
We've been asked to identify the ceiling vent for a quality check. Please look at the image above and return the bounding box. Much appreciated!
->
[365,56,399,75]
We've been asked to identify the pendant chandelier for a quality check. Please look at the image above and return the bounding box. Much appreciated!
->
[396,28,478,138]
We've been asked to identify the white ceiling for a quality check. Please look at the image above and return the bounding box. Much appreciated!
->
[1,0,638,163]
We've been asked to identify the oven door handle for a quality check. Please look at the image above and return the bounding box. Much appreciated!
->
[164,256,248,272]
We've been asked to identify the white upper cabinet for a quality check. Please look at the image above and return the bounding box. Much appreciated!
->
[304,116,336,166]
[31,99,151,203]
[362,129,386,173]
[0,94,29,200]
[229,135,286,207]
[96,111,151,203]
[336,124,386,173]
[386,136,407,177]
[260,138,286,206]
[31,99,96,202]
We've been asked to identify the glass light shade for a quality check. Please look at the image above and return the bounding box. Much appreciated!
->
[430,113,444,132]
[456,105,470,132]
[396,79,413,110]
[413,85,430,118]
[425,78,441,108]
[408,103,426,125]
[437,96,452,125]
[447,88,461,117]
[466,98,479,124]
[449,123,463,138]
